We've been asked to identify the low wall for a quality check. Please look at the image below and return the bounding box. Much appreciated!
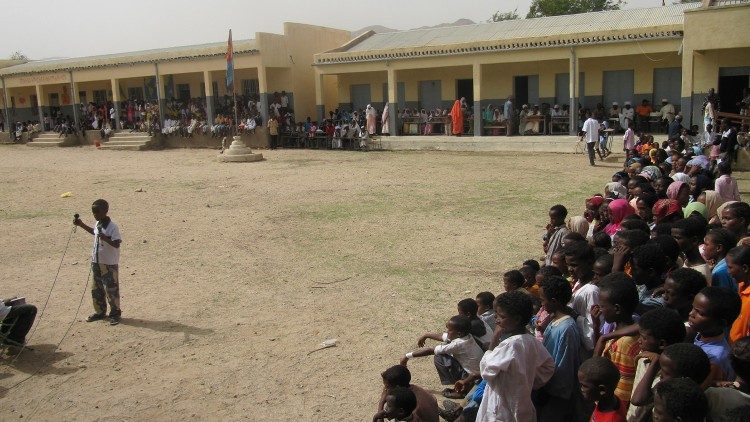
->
[162,127,270,149]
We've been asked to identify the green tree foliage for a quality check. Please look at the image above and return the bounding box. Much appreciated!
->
[526,0,623,18]
[490,8,520,22]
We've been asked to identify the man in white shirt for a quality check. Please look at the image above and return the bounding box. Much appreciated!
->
[582,112,599,166]
[620,101,634,131]
[660,98,675,133]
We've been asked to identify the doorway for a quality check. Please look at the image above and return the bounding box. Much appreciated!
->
[514,75,539,106]
[456,79,473,106]
[719,74,749,114]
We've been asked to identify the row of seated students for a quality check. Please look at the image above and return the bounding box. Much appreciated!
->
[375,126,750,422]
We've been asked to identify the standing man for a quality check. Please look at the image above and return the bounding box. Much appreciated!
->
[582,111,599,166]
[74,199,123,326]
[503,95,514,135]
[659,99,675,134]
[635,99,652,132]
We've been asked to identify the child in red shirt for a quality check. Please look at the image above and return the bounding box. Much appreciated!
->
[578,356,627,422]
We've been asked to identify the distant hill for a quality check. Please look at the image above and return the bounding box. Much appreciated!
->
[352,19,476,38]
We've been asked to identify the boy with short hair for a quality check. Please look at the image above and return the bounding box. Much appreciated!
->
[74,199,123,325]
[652,378,708,422]
[544,205,569,266]
[502,270,527,295]
[578,356,627,421]
[627,308,687,420]
[475,292,496,333]
[402,315,484,397]
[630,244,667,315]
[372,386,418,422]
[689,286,742,383]
[376,365,439,422]
[457,298,491,349]
[598,272,641,407]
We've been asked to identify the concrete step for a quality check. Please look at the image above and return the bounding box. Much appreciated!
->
[112,131,151,137]
[27,140,64,147]
[99,144,144,151]
[37,133,61,139]
[106,138,151,144]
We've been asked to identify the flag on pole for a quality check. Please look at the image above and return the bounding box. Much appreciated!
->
[226,29,234,94]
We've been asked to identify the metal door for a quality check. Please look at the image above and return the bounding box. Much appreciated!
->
[350,84,371,111]
[653,68,681,108]
[528,75,539,105]
[418,80,442,110]
[603,70,634,107]
[555,73,569,106]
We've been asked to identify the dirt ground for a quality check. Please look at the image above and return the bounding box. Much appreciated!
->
[0,146,742,421]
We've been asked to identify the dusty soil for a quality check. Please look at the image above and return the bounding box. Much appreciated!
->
[0,146,741,421]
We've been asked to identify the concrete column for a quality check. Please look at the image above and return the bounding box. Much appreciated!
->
[387,68,397,135]
[203,71,214,125]
[473,63,482,137]
[569,48,579,135]
[258,65,269,125]
[1,77,10,133]
[69,72,79,131]
[35,84,44,125]
[154,63,165,127]
[681,51,695,127]
[110,78,120,130]
[315,70,325,123]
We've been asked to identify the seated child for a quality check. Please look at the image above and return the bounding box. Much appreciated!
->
[705,336,750,422]
[372,386,418,422]
[627,308,687,420]
[565,240,600,355]
[376,365,439,422]
[727,246,750,342]
[630,244,667,315]
[578,357,627,422]
[538,275,584,421]
[662,267,706,323]
[652,378,708,422]
[402,315,484,396]
[689,286,742,383]
[532,266,563,341]
[704,228,739,292]
[457,298,492,349]
[475,291,496,334]
[503,270,528,295]
[598,272,641,407]
[472,291,555,421]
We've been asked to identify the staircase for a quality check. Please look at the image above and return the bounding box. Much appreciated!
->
[27,132,77,147]
[100,132,157,151]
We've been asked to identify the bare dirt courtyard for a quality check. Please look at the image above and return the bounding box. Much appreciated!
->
[0,145,740,421]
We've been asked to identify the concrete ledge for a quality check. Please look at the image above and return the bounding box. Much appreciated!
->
[380,135,583,154]
[162,127,271,150]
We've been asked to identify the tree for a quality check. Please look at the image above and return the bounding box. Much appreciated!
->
[489,8,520,22]
[9,51,28,61]
[526,0,622,18]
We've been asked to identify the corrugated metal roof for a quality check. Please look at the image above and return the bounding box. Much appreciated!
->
[346,4,699,53]
[0,39,258,76]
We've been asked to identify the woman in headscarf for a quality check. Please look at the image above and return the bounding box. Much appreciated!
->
[652,199,684,225]
[483,104,493,123]
[381,103,390,135]
[450,100,463,136]
[671,172,690,184]
[667,181,691,207]
[568,216,590,238]
[605,182,627,200]
[604,199,635,237]
[640,165,662,182]
[683,201,709,220]
[689,174,712,202]
[366,104,377,135]
[585,195,605,239]
[699,190,726,224]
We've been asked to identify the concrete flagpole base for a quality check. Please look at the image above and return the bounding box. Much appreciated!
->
[218,136,264,163]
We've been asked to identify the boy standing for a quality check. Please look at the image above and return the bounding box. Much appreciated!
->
[74,199,123,325]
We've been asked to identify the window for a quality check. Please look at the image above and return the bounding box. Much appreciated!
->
[49,93,59,107]
[242,79,259,97]
[127,87,144,101]
[79,91,87,104]
[93,90,108,104]
[177,84,191,100]
[31,95,38,116]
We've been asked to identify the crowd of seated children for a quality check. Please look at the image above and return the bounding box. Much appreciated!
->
[375,115,750,421]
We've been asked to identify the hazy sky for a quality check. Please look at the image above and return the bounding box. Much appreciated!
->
[3,0,663,60]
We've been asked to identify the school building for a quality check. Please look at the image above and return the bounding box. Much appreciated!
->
[313,0,750,136]
[0,23,350,129]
